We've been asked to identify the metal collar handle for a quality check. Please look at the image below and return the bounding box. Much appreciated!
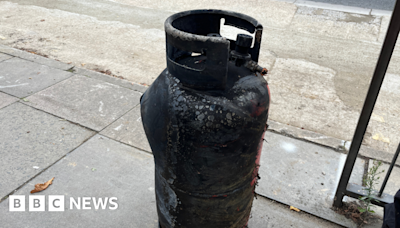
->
[165,9,263,90]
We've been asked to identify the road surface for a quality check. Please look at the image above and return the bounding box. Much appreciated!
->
[310,0,395,11]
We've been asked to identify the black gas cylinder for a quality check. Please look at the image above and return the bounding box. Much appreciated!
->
[141,9,270,228]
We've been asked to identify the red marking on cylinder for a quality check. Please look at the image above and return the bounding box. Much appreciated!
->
[243,215,250,228]
[237,207,240,211]
[267,84,271,114]
[250,100,266,117]
[242,222,249,227]
[212,195,218,198]
[251,131,265,186]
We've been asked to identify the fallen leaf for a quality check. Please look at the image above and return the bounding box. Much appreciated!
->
[40,19,45,22]
[22,98,29,102]
[30,177,54,193]
[92,168,96,172]
[372,133,390,143]
[81,63,86,66]
[371,113,385,123]
[290,206,300,212]
[68,162,77,167]
[0,35,6,40]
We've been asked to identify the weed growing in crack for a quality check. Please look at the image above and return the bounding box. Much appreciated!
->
[358,160,385,214]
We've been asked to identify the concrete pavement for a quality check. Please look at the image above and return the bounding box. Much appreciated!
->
[296,0,395,12]
[1,41,395,227]
[0,0,399,158]
[1,0,400,226]
[0,46,352,227]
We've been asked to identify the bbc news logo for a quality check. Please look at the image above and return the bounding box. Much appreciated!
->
[9,195,118,211]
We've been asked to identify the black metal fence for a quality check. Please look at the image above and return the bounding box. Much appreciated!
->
[333,0,400,208]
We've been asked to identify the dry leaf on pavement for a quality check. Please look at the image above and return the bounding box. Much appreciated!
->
[30,177,55,193]
[290,206,300,212]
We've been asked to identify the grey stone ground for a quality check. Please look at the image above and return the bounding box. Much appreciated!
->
[1,0,400,227]
[0,0,399,158]
[258,131,366,227]
[0,58,73,97]
[25,74,142,131]
[0,92,18,109]
[0,44,390,228]
[301,0,395,11]
[0,102,94,198]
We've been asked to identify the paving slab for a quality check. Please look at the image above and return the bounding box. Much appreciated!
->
[257,131,368,227]
[295,0,371,15]
[72,67,147,93]
[0,92,18,109]
[290,7,381,42]
[268,119,345,150]
[25,75,142,131]
[0,53,12,62]
[101,105,151,152]
[0,133,341,227]
[0,58,73,98]
[0,102,94,199]
[0,44,73,71]
[266,58,359,144]
[359,144,400,167]
[0,135,158,228]
[268,118,400,169]
[249,196,341,228]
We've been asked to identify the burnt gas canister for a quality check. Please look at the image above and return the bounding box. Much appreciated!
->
[141,9,270,228]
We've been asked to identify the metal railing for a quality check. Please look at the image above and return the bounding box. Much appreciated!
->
[333,0,400,208]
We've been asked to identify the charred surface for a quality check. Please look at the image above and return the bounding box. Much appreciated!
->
[141,9,270,228]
